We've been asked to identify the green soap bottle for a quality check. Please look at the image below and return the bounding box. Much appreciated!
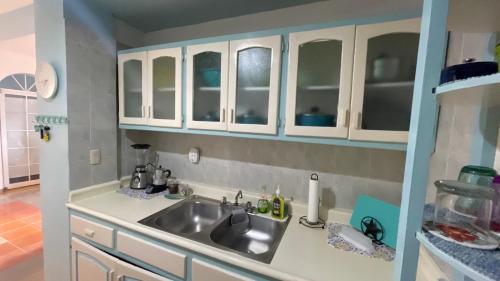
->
[271,186,285,219]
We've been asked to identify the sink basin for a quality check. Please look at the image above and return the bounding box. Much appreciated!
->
[138,195,290,264]
[210,214,290,263]
[139,195,228,235]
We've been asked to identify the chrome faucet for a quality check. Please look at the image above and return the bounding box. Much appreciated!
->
[234,190,243,206]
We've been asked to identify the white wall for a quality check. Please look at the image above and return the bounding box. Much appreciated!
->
[0,34,36,80]
[0,4,34,42]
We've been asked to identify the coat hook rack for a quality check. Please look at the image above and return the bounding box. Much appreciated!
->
[33,115,68,142]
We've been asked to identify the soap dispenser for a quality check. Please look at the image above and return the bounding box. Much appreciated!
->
[272,185,285,219]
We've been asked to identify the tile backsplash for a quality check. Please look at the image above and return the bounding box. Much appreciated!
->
[121,130,406,210]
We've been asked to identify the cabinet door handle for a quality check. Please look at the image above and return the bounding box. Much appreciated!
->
[107,270,114,281]
[343,110,350,128]
[83,228,95,238]
[230,109,234,123]
[222,108,225,122]
[356,112,362,129]
[142,105,146,118]
[148,106,151,118]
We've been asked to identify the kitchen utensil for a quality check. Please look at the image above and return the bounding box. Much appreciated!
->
[152,165,171,186]
[296,106,336,127]
[129,144,151,189]
[439,59,498,84]
[130,166,149,189]
[373,55,400,82]
[455,165,497,216]
[458,165,497,186]
[296,113,336,127]
[167,179,179,194]
[201,68,221,87]
[145,184,167,194]
[338,225,375,254]
[433,180,494,232]
[350,194,400,249]
[236,110,265,124]
[423,220,498,250]
[307,174,320,224]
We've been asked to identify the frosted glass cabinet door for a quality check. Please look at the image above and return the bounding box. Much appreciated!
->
[227,35,282,134]
[119,52,148,125]
[285,26,355,138]
[349,18,420,143]
[186,42,229,130]
[147,48,182,128]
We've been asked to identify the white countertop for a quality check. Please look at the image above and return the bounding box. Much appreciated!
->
[66,180,394,281]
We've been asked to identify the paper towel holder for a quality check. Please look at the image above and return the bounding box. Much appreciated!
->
[299,215,325,229]
[299,173,325,229]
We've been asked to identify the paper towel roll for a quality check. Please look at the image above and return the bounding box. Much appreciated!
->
[307,173,319,223]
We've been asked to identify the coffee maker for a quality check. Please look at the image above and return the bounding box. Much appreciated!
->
[130,144,151,189]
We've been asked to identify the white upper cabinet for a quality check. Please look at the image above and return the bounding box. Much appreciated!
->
[285,26,355,138]
[186,42,229,131]
[147,48,182,128]
[227,35,282,135]
[119,52,148,125]
[118,48,182,128]
[349,18,420,143]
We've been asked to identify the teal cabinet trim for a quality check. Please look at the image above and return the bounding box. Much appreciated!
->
[69,210,277,281]
[434,73,500,95]
[394,1,449,281]
[118,12,420,55]
[120,124,407,151]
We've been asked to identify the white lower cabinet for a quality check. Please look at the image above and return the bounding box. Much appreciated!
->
[71,237,170,281]
[191,259,253,281]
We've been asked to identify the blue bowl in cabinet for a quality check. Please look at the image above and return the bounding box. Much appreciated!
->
[201,68,221,87]
[296,114,336,127]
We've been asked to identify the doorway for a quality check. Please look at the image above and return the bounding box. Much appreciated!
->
[0,74,39,190]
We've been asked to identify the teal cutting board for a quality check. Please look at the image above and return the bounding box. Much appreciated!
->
[349,194,400,249]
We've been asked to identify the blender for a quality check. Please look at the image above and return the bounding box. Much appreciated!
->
[130,144,151,189]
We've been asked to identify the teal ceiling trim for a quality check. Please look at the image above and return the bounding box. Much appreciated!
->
[119,124,407,151]
[117,11,420,55]
[393,0,449,280]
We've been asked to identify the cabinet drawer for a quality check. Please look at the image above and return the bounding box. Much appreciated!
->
[192,259,253,281]
[116,231,186,279]
[70,215,114,248]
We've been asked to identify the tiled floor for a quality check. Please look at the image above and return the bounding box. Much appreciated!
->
[0,185,43,278]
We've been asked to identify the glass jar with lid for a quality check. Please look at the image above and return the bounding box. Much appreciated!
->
[458,165,497,187]
[434,179,494,231]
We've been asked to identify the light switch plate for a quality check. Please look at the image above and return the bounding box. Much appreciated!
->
[188,147,200,164]
[90,149,101,165]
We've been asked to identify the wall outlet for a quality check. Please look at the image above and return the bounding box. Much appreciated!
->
[89,149,101,165]
[188,147,200,164]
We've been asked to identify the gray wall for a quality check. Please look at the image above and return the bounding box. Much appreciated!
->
[121,131,405,209]
[65,0,118,190]
[119,0,417,210]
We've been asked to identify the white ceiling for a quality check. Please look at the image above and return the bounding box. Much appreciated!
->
[89,0,326,32]
[0,0,32,15]
[0,33,35,57]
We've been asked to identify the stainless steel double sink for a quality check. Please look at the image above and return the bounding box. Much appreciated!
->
[138,195,291,264]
